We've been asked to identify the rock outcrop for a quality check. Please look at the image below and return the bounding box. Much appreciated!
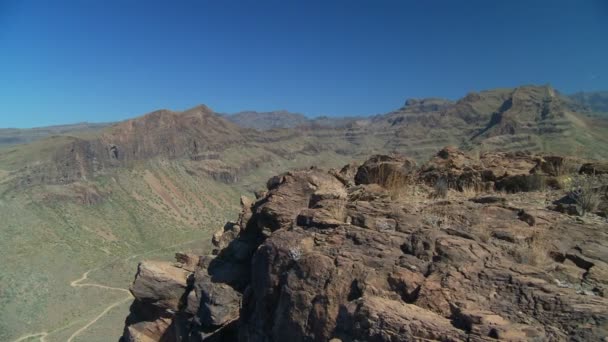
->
[122,148,608,341]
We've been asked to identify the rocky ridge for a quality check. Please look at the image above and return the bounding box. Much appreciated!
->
[122,147,608,341]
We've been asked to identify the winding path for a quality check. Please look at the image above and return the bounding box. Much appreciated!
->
[10,270,132,342]
[11,333,48,342]
[69,270,131,294]
[65,295,133,342]
[10,237,207,342]
[65,270,133,342]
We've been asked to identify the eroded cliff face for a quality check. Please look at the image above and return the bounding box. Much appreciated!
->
[122,148,608,342]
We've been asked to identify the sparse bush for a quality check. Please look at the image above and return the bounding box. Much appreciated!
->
[433,177,448,199]
[569,175,603,216]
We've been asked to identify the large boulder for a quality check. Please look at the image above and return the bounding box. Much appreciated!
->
[248,169,347,233]
[129,261,191,312]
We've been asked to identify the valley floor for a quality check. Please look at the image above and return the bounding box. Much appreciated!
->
[8,237,213,342]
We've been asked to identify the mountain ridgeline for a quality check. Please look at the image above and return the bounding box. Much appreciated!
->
[3,85,608,190]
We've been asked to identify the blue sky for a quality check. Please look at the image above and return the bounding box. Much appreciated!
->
[0,0,607,127]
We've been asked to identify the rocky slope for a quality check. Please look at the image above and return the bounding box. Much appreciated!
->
[121,147,608,341]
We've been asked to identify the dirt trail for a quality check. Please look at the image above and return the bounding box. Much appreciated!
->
[69,270,131,294]
[11,333,48,342]
[65,270,133,342]
[10,271,131,342]
[10,237,209,342]
[65,295,133,342]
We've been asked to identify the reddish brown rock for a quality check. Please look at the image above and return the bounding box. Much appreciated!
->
[130,261,190,312]
[122,151,608,342]
[337,296,468,341]
[124,317,174,342]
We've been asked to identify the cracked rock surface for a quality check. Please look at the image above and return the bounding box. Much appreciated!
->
[122,148,608,341]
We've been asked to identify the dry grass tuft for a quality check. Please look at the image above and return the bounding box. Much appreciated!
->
[569,175,603,216]
[326,199,347,222]
[461,183,479,198]
[365,164,416,200]
[384,172,414,200]
[510,231,553,267]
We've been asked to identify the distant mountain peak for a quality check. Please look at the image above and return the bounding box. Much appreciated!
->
[569,91,608,113]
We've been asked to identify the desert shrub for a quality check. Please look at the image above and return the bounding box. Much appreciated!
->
[569,175,603,216]
[433,177,448,199]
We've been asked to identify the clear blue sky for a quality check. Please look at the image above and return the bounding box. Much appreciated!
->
[1,0,607,127]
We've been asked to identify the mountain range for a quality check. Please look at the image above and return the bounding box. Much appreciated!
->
[1,84,608,341]
[3,87,606,148]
